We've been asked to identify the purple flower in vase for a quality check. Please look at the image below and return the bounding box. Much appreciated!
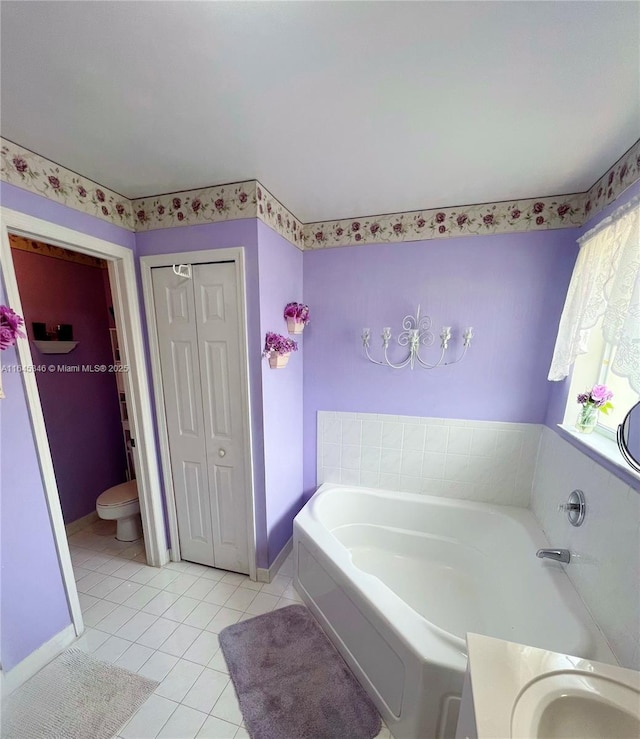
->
[0,305,26,349]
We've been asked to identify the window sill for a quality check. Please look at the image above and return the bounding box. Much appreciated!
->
[556,424,640,487]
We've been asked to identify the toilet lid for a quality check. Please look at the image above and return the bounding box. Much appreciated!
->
[97,480,138,507]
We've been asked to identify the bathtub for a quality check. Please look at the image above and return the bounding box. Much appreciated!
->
[293,483,615,739]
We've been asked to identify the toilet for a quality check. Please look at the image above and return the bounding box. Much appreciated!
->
[96,480,142,542]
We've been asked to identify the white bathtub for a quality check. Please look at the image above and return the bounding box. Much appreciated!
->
[293,483,615,739]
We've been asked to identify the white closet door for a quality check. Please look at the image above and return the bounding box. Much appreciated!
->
[193,262,249,574]
[151,267,217,567]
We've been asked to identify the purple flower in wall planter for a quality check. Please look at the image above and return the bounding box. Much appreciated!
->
[0,306,26,350]
[284,302,310,334]
[263,332,298,368]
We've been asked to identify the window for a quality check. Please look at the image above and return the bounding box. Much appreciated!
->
[565,315,639,438]
[549,198,640,436]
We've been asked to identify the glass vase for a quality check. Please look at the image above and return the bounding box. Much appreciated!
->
[575,405,598,434]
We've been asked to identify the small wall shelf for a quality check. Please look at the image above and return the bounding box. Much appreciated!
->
[33,340,79,355]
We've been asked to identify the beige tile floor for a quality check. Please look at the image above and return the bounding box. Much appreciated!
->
[64,520,392,739]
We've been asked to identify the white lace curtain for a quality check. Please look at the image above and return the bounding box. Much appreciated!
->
[548,197,640,393]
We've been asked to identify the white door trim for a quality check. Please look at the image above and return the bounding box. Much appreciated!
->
[140,248,257,581]
[0,206,168,638]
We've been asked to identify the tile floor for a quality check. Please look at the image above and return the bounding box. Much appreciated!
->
[66,521,392,739]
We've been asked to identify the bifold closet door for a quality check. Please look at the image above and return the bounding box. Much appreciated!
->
[151,263,249,573]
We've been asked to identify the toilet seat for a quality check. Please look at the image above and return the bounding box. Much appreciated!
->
[96,481,142,540]
[97,480,138,507]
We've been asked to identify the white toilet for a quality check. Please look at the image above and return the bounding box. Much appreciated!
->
[96,480,142,542]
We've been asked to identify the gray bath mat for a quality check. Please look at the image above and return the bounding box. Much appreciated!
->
[2,647,158,739]
[219,604,381,739]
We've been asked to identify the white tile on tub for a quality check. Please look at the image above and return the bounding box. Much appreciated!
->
[381,422,403,449]
[319,466,340,484]
[322,443,341,468]
[360,446,381,472]
[378,472,400,490]
[361,420,383,446]
[447,427,473,455]
[425,425,449,453]
[341,445,362,470]
[341,419,362,445]
[400,449,422,476]
[422,451,445,480]
[444,453,474,483]
[340,468,360,485]
[360,471,380,488]
[399,475,422,494]
[403,424,426,451]
[379,447,401,475]
[322,417,342,444]
[469,427,498,456]
[495,428,523,457]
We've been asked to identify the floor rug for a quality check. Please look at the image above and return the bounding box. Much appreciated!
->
[219,604,381,739]
[2,648,158,739]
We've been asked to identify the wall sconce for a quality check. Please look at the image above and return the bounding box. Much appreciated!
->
[361,305,473,369]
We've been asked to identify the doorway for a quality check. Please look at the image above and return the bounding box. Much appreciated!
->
[141,249,257,580]
[0,206,167,636]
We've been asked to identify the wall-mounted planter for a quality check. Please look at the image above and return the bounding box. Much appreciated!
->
[268,352,290,369]
[33,340,79,355]
[286,317,306,334]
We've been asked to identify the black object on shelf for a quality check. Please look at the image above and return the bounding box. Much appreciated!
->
[33,322,48,340]
[57,324,73,341]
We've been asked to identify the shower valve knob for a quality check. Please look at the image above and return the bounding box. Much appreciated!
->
[218,449,226,457]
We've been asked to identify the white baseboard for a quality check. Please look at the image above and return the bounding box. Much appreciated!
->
[1,624,76,697]
[65,510,99,537]
[256,536,292,583]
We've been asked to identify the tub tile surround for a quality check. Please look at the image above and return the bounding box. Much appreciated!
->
[531,427,640,670]
[2,136,639,248]
[317,411,542,507]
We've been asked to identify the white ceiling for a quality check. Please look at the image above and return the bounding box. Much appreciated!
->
[1,2,638,222]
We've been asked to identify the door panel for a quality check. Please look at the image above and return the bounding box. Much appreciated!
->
[151,268,216,567]
[194,262,249,573]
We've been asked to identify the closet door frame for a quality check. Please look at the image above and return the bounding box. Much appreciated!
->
[140,248,257,581]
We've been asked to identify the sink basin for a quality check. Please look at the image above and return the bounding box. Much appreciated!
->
[511,671,640,739]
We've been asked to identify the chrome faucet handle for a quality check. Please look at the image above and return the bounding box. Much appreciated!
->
[558,490,586,527]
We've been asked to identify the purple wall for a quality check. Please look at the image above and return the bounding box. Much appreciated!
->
[0,183,134,670]
[302,228,579,495]
[257,221,304,563]
[136,220,271,567]
[0,284,71,671]
[12,249,127,523]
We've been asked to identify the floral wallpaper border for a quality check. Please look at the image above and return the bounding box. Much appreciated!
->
[1,139,135,230]
[1,136,638,249]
